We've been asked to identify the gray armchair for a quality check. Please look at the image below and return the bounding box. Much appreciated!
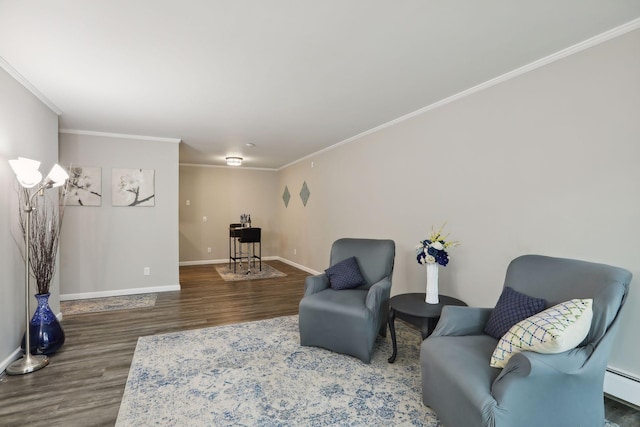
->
[299,238,395,363]
[421,255,632,427]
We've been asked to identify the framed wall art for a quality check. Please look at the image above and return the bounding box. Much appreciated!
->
[112,168,155,207]
[65,166,102,206]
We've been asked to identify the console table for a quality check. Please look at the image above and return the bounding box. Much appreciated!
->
[387,293,466,363]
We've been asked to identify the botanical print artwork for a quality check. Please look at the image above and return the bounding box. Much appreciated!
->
[65,166,102,206]
[112,169,155,207]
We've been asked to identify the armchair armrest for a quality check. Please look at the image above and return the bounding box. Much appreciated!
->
[492,347,592,405]
[365,278,392,332]
[365,278,392,313]
[431,306,493,337]
[304,274,330,297]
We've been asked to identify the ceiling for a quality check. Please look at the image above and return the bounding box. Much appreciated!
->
[1,1,639,169]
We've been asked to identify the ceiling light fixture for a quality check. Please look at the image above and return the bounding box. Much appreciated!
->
[226,157,242,166]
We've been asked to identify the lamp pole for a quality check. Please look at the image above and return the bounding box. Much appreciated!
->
[6,158,68,375]
[6,189,49,375]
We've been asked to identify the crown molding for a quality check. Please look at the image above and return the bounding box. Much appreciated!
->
[0,55,62,115]
[278,18,640,171]
[59,129,181,144]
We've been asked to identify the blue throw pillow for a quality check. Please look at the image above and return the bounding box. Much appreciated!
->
[484,286,546,340]
[325,256,366,290]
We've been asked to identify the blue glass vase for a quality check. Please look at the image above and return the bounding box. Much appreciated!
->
[21,293,66,356]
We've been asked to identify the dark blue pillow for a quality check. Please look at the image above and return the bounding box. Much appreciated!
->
[325,256,365,290]
[484,286,546,339]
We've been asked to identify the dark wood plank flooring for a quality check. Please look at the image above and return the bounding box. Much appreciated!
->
[0,261,638,426]
[0,261,307,427]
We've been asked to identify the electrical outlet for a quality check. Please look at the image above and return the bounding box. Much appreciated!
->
[186,199,190,206]
[144,267,150,276]
[202,216,207,222]
[294,249,297,255]
[207,247,212,253]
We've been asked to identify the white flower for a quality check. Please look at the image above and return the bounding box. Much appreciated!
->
[425,255,436,264]
[431,241,444,250]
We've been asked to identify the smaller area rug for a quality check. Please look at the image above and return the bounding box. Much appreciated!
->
[116,316,439,426]
[60,293,157,315]
[215,262,287,281]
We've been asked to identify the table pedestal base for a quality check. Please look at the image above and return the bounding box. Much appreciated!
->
[387,293,466,364]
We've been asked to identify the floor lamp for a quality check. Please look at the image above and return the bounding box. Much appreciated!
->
[6,157,69,375]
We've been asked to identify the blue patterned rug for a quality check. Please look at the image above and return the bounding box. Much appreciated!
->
[116,315,440,426]
[116,316,620,426]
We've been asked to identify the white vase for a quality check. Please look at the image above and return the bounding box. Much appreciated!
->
[425,263,439,304]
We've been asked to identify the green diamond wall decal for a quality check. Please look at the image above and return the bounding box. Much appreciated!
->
[299,181,310,207]
[282,186,291,208]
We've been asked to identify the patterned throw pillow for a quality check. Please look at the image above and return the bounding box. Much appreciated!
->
[490,298,593,368]
[484,287,546,339]
[325,256,366,290]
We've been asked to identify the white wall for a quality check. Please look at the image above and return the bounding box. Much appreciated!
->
[179,165,279,263]
[58,132,180,298]
[0,66,59,369]
[278,29,640,379]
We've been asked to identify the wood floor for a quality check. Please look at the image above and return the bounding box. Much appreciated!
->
[0,261,307,427]
[1,261,638,426]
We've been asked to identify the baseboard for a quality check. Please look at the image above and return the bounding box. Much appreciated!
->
[0,347,23,374]
[179,258,228,266]
[60,284,181,301]
[276,257,321,275]
[605,367,640,408]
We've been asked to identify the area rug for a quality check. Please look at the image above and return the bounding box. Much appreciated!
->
[215,262,287,281]
[116,315,439,426]
[60,293,157,315]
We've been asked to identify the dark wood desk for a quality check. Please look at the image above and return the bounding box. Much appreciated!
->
[387,293,466,363]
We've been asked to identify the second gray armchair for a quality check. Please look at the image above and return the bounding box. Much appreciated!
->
[421,255,632,427]
[298,238,395,363]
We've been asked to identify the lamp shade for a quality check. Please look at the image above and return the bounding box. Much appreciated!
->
[43,164,69,188]
[9,157,43,188]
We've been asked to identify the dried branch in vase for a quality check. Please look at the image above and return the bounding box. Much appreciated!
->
[17,184,68,295]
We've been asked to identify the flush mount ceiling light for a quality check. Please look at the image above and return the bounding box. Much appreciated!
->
[226,157,242,166]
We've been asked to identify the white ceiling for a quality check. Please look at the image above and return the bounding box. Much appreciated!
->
[1,1,639,169]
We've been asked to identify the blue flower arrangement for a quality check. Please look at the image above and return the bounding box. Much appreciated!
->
[416,224,459,267]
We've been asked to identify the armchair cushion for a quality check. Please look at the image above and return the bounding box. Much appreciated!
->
[325,256,365,290]
[491,298,593,368]
[484,286,546,339]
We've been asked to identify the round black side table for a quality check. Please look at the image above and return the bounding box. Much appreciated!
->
[387,293,466,363]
